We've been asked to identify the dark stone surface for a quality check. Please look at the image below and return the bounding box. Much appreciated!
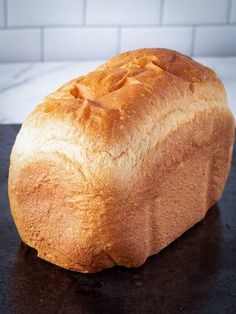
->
[0,124,235,314]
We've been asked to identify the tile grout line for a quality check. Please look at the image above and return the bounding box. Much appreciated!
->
[3,23,236,30]
[117,27,121,54]
[83,0,87,25]
[191,26,196,56]
[159,0,164,24]
[227,0,232,23]
[4,0,7,27]
[41,28,44,62]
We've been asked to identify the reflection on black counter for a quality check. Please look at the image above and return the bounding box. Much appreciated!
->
[11,205,224,314]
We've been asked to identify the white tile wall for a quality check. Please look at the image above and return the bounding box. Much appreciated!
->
[120,27,192,55]
[7,0,84,26]
[0,29,41,62]
[86,0,161,25]
[44,27,118,61]
[230,0,236,23]
[0,0,4,27]
[163,0,229,24]
[194,26,236,56]
[0,0,235,61]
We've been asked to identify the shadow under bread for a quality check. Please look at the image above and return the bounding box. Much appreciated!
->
[10,204,222,314]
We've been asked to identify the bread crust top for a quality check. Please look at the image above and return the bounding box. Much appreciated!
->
[29,48,226,146]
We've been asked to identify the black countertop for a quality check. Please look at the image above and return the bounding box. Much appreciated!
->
[0,124,235,314]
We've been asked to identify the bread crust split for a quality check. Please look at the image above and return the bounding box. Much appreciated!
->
[8,48,235,273]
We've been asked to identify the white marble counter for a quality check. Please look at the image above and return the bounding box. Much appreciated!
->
[0,58,235,123]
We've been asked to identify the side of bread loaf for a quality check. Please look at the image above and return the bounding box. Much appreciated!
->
[9,49,235,272]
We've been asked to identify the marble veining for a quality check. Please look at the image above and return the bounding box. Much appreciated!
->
[0,58,235,123]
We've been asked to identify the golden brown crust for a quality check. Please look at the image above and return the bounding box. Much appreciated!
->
[8,48,235,272]
[31,48,221,147]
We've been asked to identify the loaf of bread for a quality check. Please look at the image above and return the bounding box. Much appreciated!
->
[9,48,234,273]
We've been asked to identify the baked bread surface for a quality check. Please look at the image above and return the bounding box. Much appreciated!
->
[9,48,235,272]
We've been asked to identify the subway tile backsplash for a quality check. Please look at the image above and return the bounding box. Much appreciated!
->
[86,0,161,25]
[0,0,236,61]
[0,29,41,62]
[44,27,118,60]
[7,0,84,27]
[120,27,192,55]
[163,0,229,25]
[194,26,236,56]
[231,0,236,23]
